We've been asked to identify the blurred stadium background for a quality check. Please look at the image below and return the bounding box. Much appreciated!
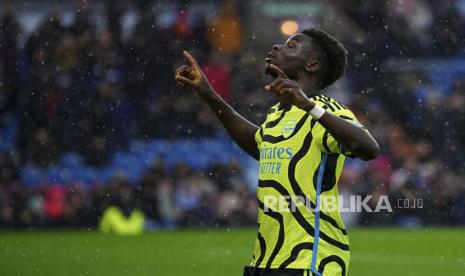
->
[1,0,465,275]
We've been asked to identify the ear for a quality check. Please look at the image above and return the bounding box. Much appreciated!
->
[305,59,321,73]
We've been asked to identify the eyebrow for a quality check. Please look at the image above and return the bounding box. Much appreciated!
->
[286,37,300,44]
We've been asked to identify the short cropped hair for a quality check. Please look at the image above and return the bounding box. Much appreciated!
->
[301,28,348,88]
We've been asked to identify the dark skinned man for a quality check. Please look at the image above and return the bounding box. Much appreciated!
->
[175,27,379,276]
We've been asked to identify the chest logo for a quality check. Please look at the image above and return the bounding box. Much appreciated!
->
[282,120,297,138]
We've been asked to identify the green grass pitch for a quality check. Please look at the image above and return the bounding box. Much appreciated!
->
[1,228,464,275]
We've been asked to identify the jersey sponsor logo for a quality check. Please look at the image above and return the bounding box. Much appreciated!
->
[260,161,282,174]
[259,146,294,175]
[282,120,297,138]
[259,146,293,160]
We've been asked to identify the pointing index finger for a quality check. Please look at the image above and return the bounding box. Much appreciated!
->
[183,50,200,69]
[266,63,289,79]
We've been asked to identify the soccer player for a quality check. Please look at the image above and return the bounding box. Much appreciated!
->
[175,28,379,276]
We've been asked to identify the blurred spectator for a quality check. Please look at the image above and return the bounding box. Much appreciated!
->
[0,0,465,230]
[44,185,67,224]
[207,1,244,55]
[202,52,233,101]
[99,206,145,235]
[0,7,19,115]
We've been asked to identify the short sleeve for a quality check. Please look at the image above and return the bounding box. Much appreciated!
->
[255,126,263,148]
[315,106,364,158]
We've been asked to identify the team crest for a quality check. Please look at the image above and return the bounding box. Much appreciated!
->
[282,120,297,138]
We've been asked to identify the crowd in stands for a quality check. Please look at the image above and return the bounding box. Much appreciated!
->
[1,0,465,229]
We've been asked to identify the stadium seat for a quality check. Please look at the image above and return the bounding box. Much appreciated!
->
[20,165,45,187]
[61,152,84,168]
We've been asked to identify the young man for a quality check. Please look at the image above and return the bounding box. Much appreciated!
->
[175,28,379,276]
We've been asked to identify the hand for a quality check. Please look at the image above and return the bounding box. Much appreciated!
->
[264,64,316,111]
[175,51,214,96]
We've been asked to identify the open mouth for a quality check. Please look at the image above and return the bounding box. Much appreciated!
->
[265,51,276,63]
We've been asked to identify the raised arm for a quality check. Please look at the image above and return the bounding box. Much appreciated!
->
[305,108,379,160]
[265,64,379,161]
[175,51,260,160]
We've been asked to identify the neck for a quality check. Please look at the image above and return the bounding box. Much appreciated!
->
[295,73,321,98]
